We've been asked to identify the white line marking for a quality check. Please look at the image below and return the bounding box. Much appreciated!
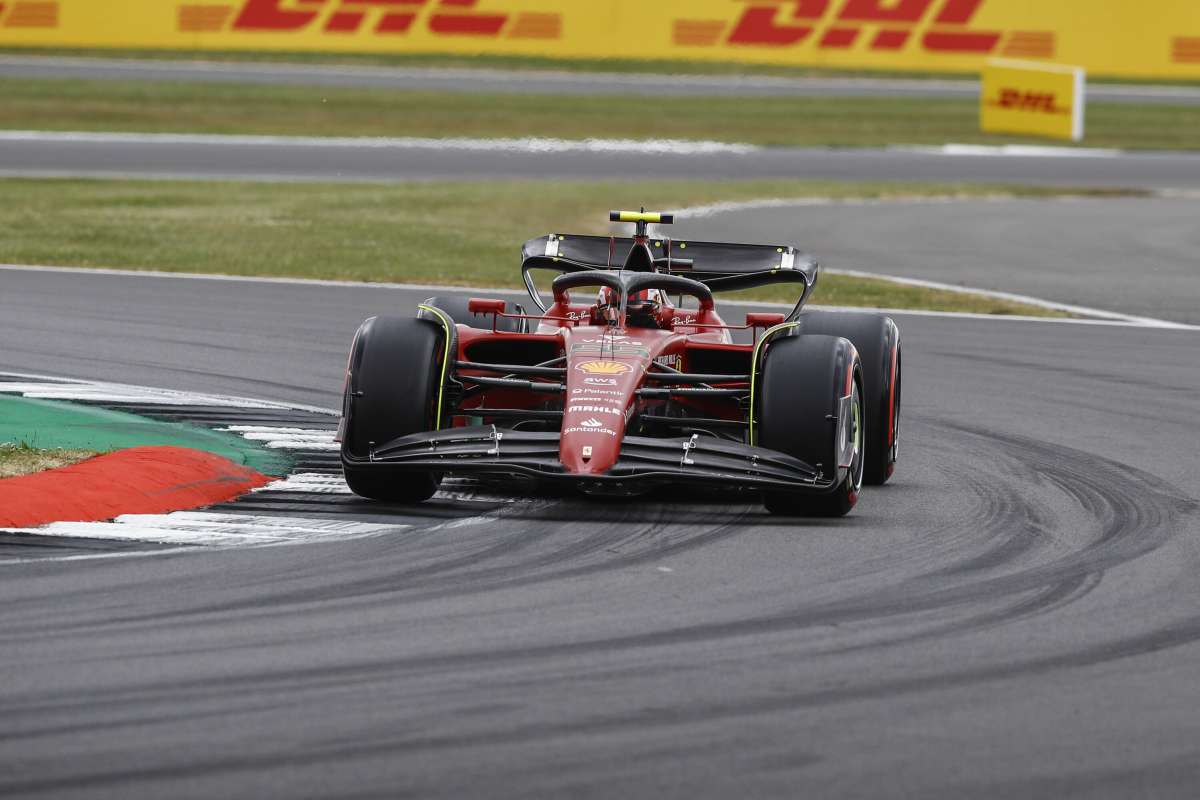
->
[897,143,1126,158]
[0,383,288,408]
[0,369,337,415]
[3,261,1195,330]
[658,193,1056,221]
[0,130,758,156]
[218,426,340,450]
[256,472,351,494]
[0,262,534,299]
[0,546,200,567]
[2,512,403,546]
[825,268,1200,330]
[656,198,1200,331]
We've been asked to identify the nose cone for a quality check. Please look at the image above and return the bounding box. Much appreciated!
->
[559,358,637,475]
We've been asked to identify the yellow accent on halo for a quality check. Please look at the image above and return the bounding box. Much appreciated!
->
[576,360,632,375]
[614,211,662,224]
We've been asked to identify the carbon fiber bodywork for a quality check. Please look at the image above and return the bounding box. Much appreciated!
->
[344,426,839,495]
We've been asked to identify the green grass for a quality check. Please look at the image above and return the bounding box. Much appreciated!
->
[0,441,97,478]
[0,177,1104,315]
[3,77,1200,150]
[6,46,1199,86]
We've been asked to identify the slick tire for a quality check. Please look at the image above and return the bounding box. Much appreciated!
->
[341,315,443,503]
[795,311,900,485]
[758,334,864,517]
[422,295,527,333]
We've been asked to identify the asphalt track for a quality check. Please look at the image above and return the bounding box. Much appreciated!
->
[5,55,1200,104]
[670,195,1200,325]
[6,132,1200,187]
[2,263,1200,798]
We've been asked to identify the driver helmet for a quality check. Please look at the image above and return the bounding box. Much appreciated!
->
[594,287,668,328]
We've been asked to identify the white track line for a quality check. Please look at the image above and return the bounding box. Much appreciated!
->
[896,143,1126,158]
[3,512,404,546]
[219,425,340,450]
[256,472,352,494]
[3,262,1195,330]
[662,193,1045,220]
[655,198,1200,331]
[825,269,1199,330]
[0,130,757,156]
[0,368,337,415]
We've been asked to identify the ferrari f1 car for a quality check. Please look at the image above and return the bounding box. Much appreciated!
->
[338,210,900,516]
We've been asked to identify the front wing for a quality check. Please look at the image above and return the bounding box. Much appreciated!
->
[343,426,840,493]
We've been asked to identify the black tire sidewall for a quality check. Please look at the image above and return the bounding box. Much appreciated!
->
[341,315,444,502]
[758,334,862,515]
[795,311,899,485]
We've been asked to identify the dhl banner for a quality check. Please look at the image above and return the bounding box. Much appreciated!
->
[980,59,1084,141]
[1,0,1199,79]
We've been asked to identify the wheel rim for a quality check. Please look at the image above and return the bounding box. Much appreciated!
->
[849,379,864,491]
[890,357,901,464]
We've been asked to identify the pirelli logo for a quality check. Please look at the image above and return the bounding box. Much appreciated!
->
[673,0,1054,58]
[178,0,560,39]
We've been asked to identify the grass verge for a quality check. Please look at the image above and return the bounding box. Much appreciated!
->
[0,177,1096,315]
[3,77,1200,150]
[0,442,97,478]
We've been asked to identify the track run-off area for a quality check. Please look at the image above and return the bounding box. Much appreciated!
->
[2,232,1199,795]
[5,130,1200,186]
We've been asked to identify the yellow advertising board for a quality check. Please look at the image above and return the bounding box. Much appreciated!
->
[980,59,1084,141]
[1,1,1199,80]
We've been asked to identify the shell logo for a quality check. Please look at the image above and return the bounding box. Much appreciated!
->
[575,361,631,376]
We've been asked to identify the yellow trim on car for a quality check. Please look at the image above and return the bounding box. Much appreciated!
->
[615,211,662,224]
[748,321,801,446]
[417,304,455,430]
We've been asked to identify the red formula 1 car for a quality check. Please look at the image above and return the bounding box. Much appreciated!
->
[338,210,900,515]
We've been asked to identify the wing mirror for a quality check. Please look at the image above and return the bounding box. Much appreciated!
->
[745,312,785,328]
[468,298,506,316]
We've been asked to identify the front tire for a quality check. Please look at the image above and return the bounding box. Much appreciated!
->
[796,311,900,485]
[341,315,444,503]
[758,334,864,517]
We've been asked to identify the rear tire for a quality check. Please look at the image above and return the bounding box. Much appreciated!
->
[341,315,444,503]
[796,311,900,485]
[758,334,864,517]
[422,295,527,333]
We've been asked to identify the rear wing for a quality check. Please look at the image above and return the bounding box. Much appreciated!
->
[521,234,819,292]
